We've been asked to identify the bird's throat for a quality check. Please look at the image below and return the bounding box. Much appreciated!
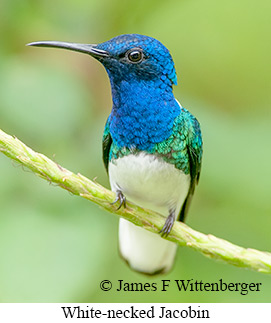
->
[108,79,180,151]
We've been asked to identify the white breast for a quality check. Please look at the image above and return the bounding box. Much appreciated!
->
[109,152,190,216]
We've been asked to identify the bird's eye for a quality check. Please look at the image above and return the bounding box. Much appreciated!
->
[126,48,144,63]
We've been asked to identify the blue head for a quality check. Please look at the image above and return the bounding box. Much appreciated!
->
[95,34,177,87]
[28,34,180,150]
[28,34,177,96]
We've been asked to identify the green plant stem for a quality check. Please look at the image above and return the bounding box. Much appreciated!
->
[0,128,271,274]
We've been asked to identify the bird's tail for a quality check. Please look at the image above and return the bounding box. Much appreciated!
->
[118,218,177,275]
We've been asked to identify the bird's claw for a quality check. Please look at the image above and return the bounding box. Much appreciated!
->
[160,212,175,237]
[111,190,126,210]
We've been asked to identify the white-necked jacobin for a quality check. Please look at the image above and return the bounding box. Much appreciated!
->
[28,34,203,275]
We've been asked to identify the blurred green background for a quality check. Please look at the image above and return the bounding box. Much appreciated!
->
[0,0,270,302]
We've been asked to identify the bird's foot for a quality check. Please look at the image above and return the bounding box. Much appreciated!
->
[111,190,126,210]
[160,210,175,237]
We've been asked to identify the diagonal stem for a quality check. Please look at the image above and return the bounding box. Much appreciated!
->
[0,128,271,274]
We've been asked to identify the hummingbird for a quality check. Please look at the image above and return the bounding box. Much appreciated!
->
[28,34,203,275]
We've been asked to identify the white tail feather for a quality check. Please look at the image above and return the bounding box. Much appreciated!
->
[119,218,177,274]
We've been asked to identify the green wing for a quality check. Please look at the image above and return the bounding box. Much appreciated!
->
[179,113,203,221]
[152,110,203,222]
[102,118,112,173]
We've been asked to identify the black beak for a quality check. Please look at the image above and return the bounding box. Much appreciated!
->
[27,41,109,58]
